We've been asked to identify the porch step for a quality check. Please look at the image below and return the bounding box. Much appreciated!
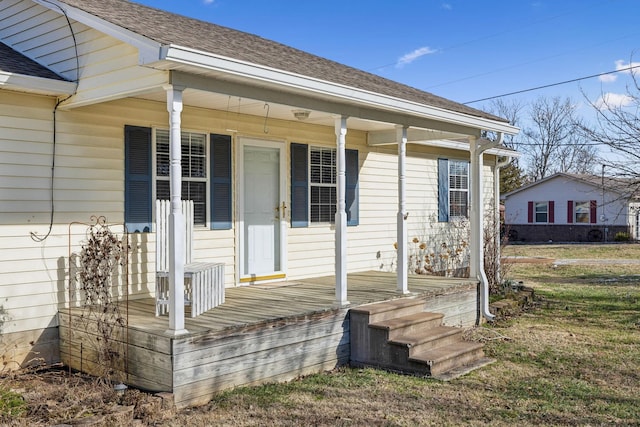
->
[350,298,492,379]
[350,298,426,323]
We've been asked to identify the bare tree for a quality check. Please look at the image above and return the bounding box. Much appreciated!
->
[579,68,640,180]
[485,99,528,193]
[522,96,597,180]
[487,98,525,152]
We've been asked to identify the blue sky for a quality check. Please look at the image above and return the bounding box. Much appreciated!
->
[135,0,639,118]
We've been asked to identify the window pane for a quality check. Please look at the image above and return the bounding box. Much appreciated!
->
[448,160,468,218]
[309,147,337,223]
[575,201,589,223]
[450,190,468,217]
[535,202,548,222]
[156,130,170,177]
[156,130,208,226]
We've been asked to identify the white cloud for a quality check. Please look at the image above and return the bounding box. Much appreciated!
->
[615,59,640,76]
[595,92,634,110]
[598,73,617,83]
[598,59,640,83]
[203,0,214,4]
[441,3,452,10]
[396,46,436,68]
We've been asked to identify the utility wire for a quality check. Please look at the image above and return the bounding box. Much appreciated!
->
[464,64,640,105]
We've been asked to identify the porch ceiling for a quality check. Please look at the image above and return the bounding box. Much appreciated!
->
[135,86,396,133]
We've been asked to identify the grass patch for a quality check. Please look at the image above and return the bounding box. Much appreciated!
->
[502,242,640,259]
[0,386,27,419]
[6,244,640,426]
[168,245,640,426]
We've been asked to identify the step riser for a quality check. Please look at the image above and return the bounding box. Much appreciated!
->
[384,318,445,340]
[429,348,485,376]
[351,299,426,324]
[408,330,463,355]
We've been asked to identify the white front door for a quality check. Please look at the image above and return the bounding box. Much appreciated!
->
[239,139,286,282]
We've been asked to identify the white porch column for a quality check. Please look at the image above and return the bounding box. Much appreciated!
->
[166,85,188,335]
[396,125,409,294]
[469,136,495,321]
[335,116,349,306]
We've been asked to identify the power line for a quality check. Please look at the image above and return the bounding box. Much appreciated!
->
[464,65,640,105]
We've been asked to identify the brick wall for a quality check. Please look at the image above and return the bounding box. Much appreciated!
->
[505,224,631,243]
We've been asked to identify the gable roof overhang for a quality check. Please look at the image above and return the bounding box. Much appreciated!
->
[0,41,75,96]
[37,0,519,142]
[0,71,76,96]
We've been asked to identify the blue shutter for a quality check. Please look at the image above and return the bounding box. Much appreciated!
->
[346,148,359,226]
[124,125,152,233]
[210,134,232,230]
[438,158,449,222]
[290,143,308,227]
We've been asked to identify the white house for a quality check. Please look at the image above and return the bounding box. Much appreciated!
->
[502,173,640,242]
[1,0,518,403]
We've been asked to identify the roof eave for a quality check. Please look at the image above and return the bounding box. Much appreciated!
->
[0,71,76,96]
[161,45,519,135]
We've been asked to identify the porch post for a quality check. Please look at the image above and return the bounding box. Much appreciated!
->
[469,136,495,321]
[166,85,188,335]
[396,125,409,294]
[335,116,349,306]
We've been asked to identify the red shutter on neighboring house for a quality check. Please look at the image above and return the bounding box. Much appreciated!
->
[567,200,574,224]
[549,201,555,223]
[590,200,597,223]
[528,201,534,223]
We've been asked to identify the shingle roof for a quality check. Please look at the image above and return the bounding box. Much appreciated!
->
[0,42,67,80]
[566,173,640,198]
[503,172,640,199]
[56,0,506,123]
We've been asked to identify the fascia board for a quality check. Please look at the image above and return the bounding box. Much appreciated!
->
[33,0,161,64]
[163,45,520,135]
[0,71,76,95]
[415,139,521,157]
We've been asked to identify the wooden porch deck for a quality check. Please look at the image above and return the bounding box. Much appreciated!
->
[124,271,478,335]
[60,271,479,408]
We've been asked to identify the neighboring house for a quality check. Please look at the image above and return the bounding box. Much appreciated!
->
[502,173,640,242]
[0,0,518,399]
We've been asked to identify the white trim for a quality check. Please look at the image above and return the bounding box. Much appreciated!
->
[0,72,76,95]
[368,133,521,157]
[237,137,288,283]
[163,46,519,135]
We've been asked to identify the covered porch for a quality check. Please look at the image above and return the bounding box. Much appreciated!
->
[59,271,479,408]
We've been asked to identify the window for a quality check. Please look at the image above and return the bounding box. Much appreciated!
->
[535,202,548,223]
[448,160,469,218]
[567,199,596,224]
[156,129,207,225]
[124,125,232,232]
[310,147,337,223]
[438,158,469,221]
[290,143,359,227]
[574,201,590,223]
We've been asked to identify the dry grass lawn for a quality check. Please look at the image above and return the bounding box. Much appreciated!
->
[2,244,639,426]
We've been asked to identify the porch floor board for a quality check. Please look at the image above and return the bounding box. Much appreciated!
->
[117,271,474,337]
